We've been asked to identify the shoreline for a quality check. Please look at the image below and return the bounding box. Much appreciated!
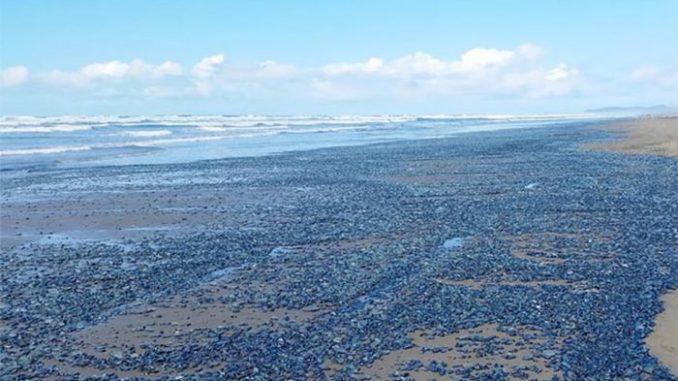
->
[0,117,604,172]
[2,120,677,380]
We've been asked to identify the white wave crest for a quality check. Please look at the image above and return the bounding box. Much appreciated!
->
[122,130,172,137]
[0,145,92,156]
[0,124,93,133]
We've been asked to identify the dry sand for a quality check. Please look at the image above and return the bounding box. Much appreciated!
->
[647,289,678,376]
[587,116,678,157]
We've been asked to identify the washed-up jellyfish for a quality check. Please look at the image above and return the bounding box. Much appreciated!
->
[443,237,464,249]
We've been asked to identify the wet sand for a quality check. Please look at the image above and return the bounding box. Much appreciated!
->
[360,324,561,380]
[587,116,678,157]
[647,289,678,376]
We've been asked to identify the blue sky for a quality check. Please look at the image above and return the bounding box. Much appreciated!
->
[1,0,676,115]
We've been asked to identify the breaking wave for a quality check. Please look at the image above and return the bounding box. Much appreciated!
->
[0,113,609,164]
[0,145,93,156]
[122,130,172,137]
[0,124,93,133]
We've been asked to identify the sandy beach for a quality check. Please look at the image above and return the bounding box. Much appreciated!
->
[648,290,678,375]
[587,116,678,157]
[3,0,676,378]
[1,120,677,380]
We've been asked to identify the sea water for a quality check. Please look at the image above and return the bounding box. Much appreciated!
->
[0,114,604,170]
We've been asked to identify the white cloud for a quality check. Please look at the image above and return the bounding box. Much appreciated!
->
[316,44,580,100]
[155,61,183,76]
[0,66,29,87]
[8,45,586,103]
[501,64,580,97]
[39,59,183,87]
[81,59,183,80]
[81,61,130,79]
[453,47,515,72]
[185,55,298,97]
[186,54,227,97]
[323,57,385,76]
[47,53,231,98]
[191,54,225,78]
[390,52,450,76]
[322,44,540,78]
[324,52,450,77]
[547,64,578,81]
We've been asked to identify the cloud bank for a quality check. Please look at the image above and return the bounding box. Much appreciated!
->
[2,43,674,111]
[38,59,183,88]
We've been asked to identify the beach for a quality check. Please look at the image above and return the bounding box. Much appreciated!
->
[587,116,678,157]
[648,291,678,376]
[590,115,678,376]
[1,119,677,380]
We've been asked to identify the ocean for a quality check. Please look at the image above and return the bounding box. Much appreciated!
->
[0,114,608,170]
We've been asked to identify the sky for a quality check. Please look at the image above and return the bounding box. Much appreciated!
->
[0,0,677,115]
